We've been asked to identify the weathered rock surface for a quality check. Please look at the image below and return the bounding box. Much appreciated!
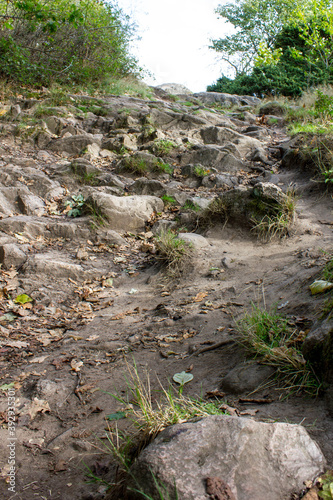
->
[193,91,261,107]
[85,191,164,231]
[220,362,276,394]
[156,83,193,95]
[302,319,333,414]
[178,232,209,249]
[48,133,102,155]
[129,416,326,500]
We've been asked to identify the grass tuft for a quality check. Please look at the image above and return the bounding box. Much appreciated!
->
[155,230,192,280]
[101,362,227,499]
[199,197,227,227]
[235,303,321,396]
[251,189,296,241]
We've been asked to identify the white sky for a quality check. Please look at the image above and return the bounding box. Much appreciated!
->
[115,0,230,92]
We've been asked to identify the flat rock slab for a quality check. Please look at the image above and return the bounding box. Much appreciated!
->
[129,415,326,500]
[86,192,164,231]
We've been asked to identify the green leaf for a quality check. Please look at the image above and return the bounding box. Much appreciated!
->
[67,208,81,217]
[309,280,333,295]
[0,382,15,391]
[14,294,33,304]
[173,371,193,386]
[105,411,127,421]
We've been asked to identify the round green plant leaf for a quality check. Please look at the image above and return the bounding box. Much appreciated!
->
[14,294,33,304]
[105,411,127,421]
[309,280,333,295]
[173,371,193,386]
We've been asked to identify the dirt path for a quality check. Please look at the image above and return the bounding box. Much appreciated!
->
[0,91,332,500]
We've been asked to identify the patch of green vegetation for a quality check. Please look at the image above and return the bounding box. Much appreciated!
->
[99,362,227,498]
[82,172,100,186]
[288,122,333,135]
[321,296,333,320]
[122,156,148,175]
[193,165,210,178]
[199,197,227,227]
[318,470,333,499]
[250,189,296,241]
[287,88,333,136]
[47,84,72,107]
[161,195,178,206]
[64,194,85,217]
[76,104,108,117]
[152,139,177,156]
[101,77,153,100]
[33,104,67,118]
[183,200,201,212]
[152,160,173,175]
[155,229,192,279]
[235,303,321,396]
[83,201,108,227]
[322,254,333,282]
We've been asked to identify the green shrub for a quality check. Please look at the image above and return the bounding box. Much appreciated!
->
[0,0,138,86]
[183,200,201,212]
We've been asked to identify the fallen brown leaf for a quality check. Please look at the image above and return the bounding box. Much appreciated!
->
[192,292,208,302]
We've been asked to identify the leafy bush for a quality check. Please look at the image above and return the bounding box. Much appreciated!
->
[315,90,333,117]
[0,0,138,86]
[208,17,333,97]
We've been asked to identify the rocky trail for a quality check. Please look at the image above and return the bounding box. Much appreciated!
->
[0,87,332,500]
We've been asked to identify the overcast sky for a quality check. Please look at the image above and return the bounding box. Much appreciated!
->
[115,0,230,92]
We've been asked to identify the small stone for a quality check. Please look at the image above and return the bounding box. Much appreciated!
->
[76,248,89,260]
[0,243,26,269]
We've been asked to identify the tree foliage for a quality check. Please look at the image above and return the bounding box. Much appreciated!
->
[0,0,138,86]
[209,0,333,96]
[211,0,301,75]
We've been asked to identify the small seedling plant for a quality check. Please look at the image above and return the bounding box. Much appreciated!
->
[64,194,85,217]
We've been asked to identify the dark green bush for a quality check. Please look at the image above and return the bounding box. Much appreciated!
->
[208,20,333,97]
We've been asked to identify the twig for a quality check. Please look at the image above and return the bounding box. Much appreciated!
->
[191,339,236,357]
[74,371,83,402]
[45,427,73,448]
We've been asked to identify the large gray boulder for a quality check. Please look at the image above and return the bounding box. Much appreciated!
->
[85,192,164,231]
[129,415,326,500]
[48,133,102,155]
